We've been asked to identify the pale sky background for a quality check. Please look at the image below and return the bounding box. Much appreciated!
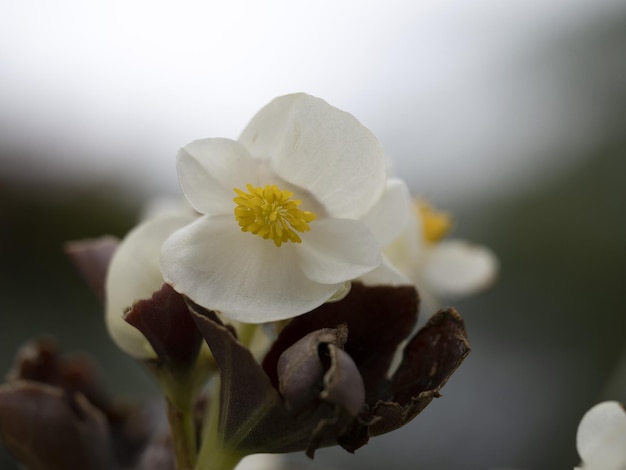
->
[2,0,625,205]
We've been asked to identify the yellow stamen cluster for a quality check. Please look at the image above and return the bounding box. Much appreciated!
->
[233,184,317,247]
[416,200,452,243]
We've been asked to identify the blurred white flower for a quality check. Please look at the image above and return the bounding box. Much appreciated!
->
[576,401,626,470]
[363,199,497,314]
[103,190,200,359]
[105,213,195,358]
[235,453,285,470]
[160,93,400,323]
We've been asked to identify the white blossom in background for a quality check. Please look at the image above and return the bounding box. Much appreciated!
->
[576,401,626,470]
[106,194,278,360]
[364,198,498,315]
[235,453,285,470]
[161,93,407,323]
[105,213,195,358]
[104,191,199,359]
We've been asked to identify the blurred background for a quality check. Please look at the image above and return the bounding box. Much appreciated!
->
[1,0,625,468]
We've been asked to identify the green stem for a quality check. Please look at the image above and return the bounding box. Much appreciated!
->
[167,397,197,470]
[148,362,210,470]
[195,379,244,470]
[196,446,243,470]
[236,322,258,349]
[192,325,260,469]
[145,347,218,469]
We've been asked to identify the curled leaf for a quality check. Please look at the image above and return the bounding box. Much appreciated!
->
[65,236,119,303]
[125,283,202,371]
[189,305,365,457]
[0,382,114,470]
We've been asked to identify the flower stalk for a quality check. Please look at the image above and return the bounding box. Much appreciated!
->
[147,363,200,470]
[167,396,197,470]
[195,379,244,470]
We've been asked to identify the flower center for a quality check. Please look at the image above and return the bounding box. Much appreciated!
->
[416,200,452,243]
[233,184,317,247]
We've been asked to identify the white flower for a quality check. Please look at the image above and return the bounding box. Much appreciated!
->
[362,199,498,313]
[105,213,196,358]
[160,93,400,323]
[235,454,285,470]
[576,401,626,470]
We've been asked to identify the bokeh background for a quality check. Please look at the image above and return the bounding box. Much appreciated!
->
[1,1,625,468]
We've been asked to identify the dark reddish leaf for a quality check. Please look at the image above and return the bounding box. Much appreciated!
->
[0,382,115,470]
[2,338,160,469]
[188,306,285,451]
[65,237,119,303]
[277,329,338,413]
[8,337,121,423]
[318,338,365,417]
[0,287,469,467]
[189,305,365,456]
[263,283,419,402]
[391,307,470,404]
[368,307,470,437]
[125,284,202,370]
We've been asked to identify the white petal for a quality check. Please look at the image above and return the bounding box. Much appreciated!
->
[177,138,261,215]
[106,215,195,358]
[577,401,626,466]
[360,178,411,246]
[422,240,498,297]
[296,218,382,284]
[160,215,343,323]
[140,195,197,221]
[383,202,426,275]
[236,454,285,470]
[326,281,352,302]
[238,93,387,219]
[359,256,412,286]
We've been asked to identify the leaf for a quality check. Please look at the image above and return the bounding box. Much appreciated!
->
[369,307,470,436]
[65,236,119,303]
[189,304,365,456]
[263,283,419,402]
[2,338,158,468]
[0,382,115,470]
[125,284,202,371]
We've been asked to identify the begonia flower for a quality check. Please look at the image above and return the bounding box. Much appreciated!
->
[68,201,200,361]
[364,198,498,313]
[16,93,476,470]
[105,214,196,358]
[576,400,626,469]
[161,93,399,323]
